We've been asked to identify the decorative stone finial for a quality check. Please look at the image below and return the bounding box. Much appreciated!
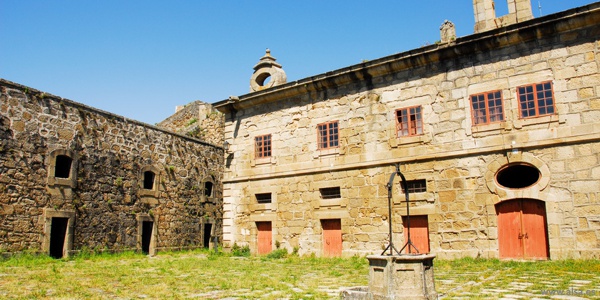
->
[250,49,287,92]
[440,20,456,43]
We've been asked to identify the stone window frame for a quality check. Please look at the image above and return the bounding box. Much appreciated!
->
[470,90,505,126]
[136,213,157,256]
[42,208,75,258]
[402,179,427,194]
[255,192,272,204]
[517,81,556,119]
[46,149,78,188]
[317,121,339,150]
[395,105,423,138]
[248,186,278,213]
[255,134,272,159]
[200,174,217,203]
[312,180,347,208]
[139,165,160,198]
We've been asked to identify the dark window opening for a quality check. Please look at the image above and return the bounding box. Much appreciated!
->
[55,155,72,179]
[141,221,153,254]
[143,171,155,190]
[320,187,341,199]
[49,217,68,259]
[256,193,272,204]
[496,163,540,189]
[401,180,427,194]
[203,223,213,249]
[204,181,213,197]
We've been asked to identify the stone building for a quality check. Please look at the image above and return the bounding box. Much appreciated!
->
[0,79,223,257]
[215,1,600,259]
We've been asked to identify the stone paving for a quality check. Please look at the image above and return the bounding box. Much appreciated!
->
[435,270,600,300]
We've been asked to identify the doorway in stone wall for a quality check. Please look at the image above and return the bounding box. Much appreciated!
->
[256,222,272,255]
[49,217,69,258]
[203,223,213,249]
[322,219,342,257]
[496,199,549,259]
[402,215,430,254]
[141,221,153,254]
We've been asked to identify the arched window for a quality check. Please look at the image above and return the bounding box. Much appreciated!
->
[47,149,77,188]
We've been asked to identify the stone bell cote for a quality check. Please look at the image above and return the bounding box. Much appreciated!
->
[473,0,533,33]
[250,49,287,92]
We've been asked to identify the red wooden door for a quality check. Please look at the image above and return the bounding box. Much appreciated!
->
[256,222,272,255]
[521,200,549,259]
[496,199,548,259]
[402,215,430,254]
[322,219,342,257]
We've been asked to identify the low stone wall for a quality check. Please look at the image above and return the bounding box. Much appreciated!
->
[0,79,223,254]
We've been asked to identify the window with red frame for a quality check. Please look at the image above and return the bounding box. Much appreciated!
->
[470,91,504,125]
[255,134,272,158]
[396,106,423,137]
[518,81,555,118]
[317,121,339,149]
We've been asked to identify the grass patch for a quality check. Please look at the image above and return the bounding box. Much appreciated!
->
[1,251,599,299]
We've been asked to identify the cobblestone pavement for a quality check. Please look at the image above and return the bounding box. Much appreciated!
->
[435,270,600,300]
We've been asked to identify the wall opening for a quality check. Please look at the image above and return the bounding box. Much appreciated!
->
[204,181,213,197]
[203,223,213,249]
[320,187,341,199]
[255,193,272,204]
[49,217,69,258]
[496,163,540,189]
[143,171,155,189]
[54,155,72,179]
[141,221,153,254]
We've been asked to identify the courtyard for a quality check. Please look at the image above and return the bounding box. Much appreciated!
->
[1,250,599,299]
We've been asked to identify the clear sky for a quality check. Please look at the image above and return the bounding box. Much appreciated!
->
[1,1,596,125]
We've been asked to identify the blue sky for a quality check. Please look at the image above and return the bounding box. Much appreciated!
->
[1,1,596,125]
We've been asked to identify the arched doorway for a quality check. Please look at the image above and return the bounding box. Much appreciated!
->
[496,199,549,259]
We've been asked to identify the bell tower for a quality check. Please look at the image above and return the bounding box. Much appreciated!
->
[250,49,287,92]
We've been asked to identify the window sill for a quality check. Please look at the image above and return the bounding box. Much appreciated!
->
[249,203,274,212]
[514,114,560,128]
[139,189,159,198]
[251,156,276,167]
[389,134,430,148]
[318,198,345,208]
[313,147,341,158]
[47,177,77,188]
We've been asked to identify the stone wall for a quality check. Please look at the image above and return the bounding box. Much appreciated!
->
[157,100,224,147]
[0,79,223,255]
[217,3,600,259]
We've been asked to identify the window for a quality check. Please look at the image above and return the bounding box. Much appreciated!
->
[320,187,341,199]
[204,181,213,198]
[143,171,155,190]
[470,91,504,125]
[518,81,555,118]
[54,155,73,179]
[401,179,427,194]
[255,134,272,158]
[255,193,272,204]
[317,121,339,149]
[396,106,423,137]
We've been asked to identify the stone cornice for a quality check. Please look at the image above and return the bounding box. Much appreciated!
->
[214,2,600,114]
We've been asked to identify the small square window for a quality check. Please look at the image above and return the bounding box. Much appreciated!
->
[401,179,427,194]
[396,106,423,137]
[255,193,272,204]
[518,81,555,118]
[470,91,504,125]
[320,187,341,199]
[317,121,339,150]
[255,134,272,158]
